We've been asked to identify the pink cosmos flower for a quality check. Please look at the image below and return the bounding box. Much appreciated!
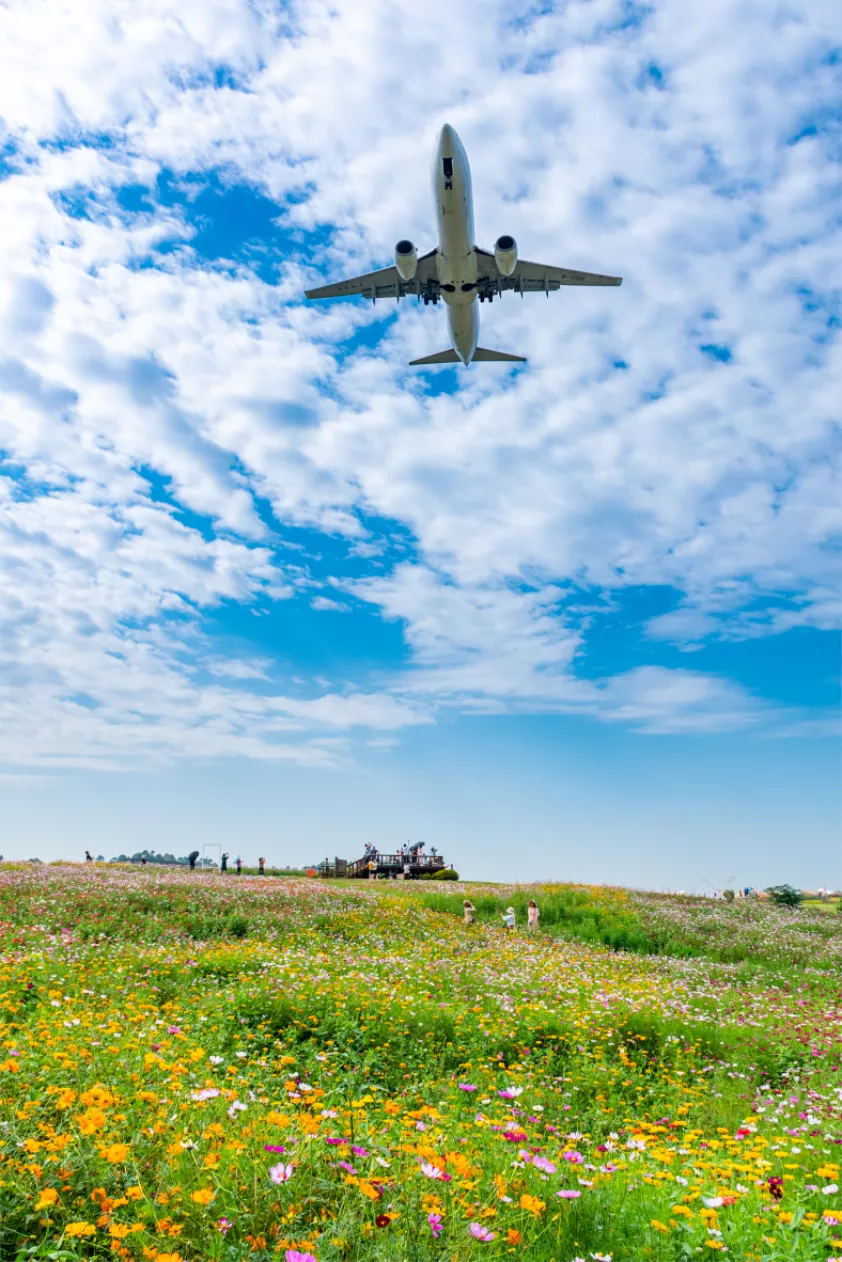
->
[563,1150,584,1164]
[352,1145,369,1157]
[338,1160,357,1174]
[428,1212,443,1237]
[470,1223,496,1241]
[498,1086,523,1099]
[286,1253,317,1262]
[420,1161,451,1181]
[533,1156,557,1174]
[557,1189,582,1199]
[459,1083,478,1091]
[218,1217,232,1235]
[192,1088,221,1101]
[264,1144,285,1153]
[269,1162,294,1184]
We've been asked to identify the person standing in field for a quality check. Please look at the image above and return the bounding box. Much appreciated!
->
[221,852,229,872]
[527,899,540,930]
[258,857,265,876]
[463,899,475,925]
[235,856,242,875]
[85,850,93,863]
[188,849,200,871]
[501,906,516,930]
[368,859,376,880]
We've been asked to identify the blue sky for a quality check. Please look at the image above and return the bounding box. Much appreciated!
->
[0,0,839,885]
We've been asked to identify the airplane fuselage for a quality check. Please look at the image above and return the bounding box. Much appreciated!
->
[434,124,479,364]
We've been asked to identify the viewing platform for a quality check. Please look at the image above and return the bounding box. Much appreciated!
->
[316,852,446,880]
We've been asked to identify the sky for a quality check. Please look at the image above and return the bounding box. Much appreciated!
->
[0,0,839,887]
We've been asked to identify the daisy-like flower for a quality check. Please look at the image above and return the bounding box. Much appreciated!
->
[268,1162,294,1184]
[285,1253,316,1262]
[557,1189,582,1199]
[428,1213,443,1237]
[498,1086,523,1099]
[264,1144,285,1154]
[534,1156,557,1174]
[192,1088,220,1101]
[563,1150,584,1164]
[823,1184,840,1195]
[420,1161,450,1181]
[703,1197,724,1208]
[459,1084,478,1091]
[470,1223,496,1241]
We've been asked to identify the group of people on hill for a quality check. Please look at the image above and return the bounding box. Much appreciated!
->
[462,898,540,930]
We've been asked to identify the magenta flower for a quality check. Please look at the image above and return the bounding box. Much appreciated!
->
[557,1189,582,1199]
[218,1217,232,1234]
[459,1083,477,1091]
[533,1155,557,1174]
[324,1137,347,1145]
[352,1145,369,1157]
[502,1130,527,1143]
[269,1162,294,1184]
[470,1223,496,1241]
[264,1144,285,1153]
[428,1212,444,1237]
[563,1149,584,1164]
[286,1253,317,1262]
[498,1086,523,1099]
[338,1160,357,1174]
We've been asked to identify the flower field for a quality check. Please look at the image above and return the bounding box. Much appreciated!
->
[1,866,841,1261]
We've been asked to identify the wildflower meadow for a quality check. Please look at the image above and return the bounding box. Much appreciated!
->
[0,865,840,1262]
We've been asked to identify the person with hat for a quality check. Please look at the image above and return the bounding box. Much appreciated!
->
[501,906,516,930]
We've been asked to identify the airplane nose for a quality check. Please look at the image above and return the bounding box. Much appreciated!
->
[438,123,456,154]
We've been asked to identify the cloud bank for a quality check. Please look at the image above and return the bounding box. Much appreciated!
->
[0,0,839,768]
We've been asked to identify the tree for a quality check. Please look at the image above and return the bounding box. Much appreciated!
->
[765,884,803,908]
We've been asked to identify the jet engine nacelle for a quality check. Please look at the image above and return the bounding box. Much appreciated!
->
[494,235,518,278]
[395,239,418,282]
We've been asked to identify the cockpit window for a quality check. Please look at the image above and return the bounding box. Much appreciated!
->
[442,157,453,178]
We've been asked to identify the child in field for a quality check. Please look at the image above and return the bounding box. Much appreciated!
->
[527,899,540,929]
[501,906,515,930]
[463,899,475,925]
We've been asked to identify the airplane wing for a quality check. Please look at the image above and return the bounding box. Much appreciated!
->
[305,249,439,302]
[474,248,622,293]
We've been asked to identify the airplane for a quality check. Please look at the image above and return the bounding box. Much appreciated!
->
[304,123,622,366]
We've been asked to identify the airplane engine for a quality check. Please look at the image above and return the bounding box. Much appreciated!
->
[494,234,518,277]
[395,239,418,281]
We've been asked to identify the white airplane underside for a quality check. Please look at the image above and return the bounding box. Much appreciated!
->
[305,124,622,366]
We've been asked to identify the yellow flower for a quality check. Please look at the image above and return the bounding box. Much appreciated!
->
[191,1187,215,1206]
[77,1107,107,1134]
[126,1186,143,1201]
[35,1188,58,1210]
[65,1222,96,1237]
[101,1143,130,1164]
[519,1193,546,1216]
[109,1224,130,1238]
[651,1219,669,1233]
[506,1229,521,1244]
[705,1242,724,1251]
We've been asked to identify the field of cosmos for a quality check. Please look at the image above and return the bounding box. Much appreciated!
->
[1,865,841,1262]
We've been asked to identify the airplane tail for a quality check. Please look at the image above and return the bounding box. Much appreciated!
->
[409,349,460,365]
[408,347,527,366]
[472,348,526,362]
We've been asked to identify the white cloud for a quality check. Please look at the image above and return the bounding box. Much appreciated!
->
[0,0,838,766]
